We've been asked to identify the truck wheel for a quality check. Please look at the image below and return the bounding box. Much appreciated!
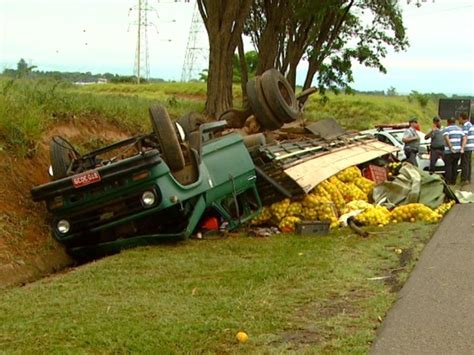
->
[149,104,185,172]
[246,78,282,130]
[50,137,76,180]
[261,69,299,123]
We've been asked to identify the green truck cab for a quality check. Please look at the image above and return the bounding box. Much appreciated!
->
[31,105,262,259]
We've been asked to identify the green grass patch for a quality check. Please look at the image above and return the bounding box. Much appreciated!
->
[0,222,435,353]
[0,78,205,155]
[0,77,438,156]
[80,81,208,97]
[304,94,437,131]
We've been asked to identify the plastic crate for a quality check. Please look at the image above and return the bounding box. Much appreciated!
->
[296,221,330,236]
[363,165,387,184]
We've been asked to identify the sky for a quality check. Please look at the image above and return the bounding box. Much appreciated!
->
[0,0,473,95]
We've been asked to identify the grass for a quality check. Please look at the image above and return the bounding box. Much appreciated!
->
[0,76,438,156]
[0,222,436,353]
[0,77,442,352]
[0,78,204,155]
[304,94,437,131]
[81,81,209,97]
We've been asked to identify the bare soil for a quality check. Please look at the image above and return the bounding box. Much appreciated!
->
[277,289,372,351]
[0,118,129,287]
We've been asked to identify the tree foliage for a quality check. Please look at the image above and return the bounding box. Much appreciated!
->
[409,90,430,108]
[233,50,258,83]
[198,50,258,84]
[15,58,37,78]
[245,0,409,97]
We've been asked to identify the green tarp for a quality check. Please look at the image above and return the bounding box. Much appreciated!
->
[373,164,446,209]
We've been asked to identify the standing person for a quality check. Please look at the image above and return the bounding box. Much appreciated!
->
[443,117,466,185]
[424,116,445,174]
[402,118,420,166]
[459,112,473,185]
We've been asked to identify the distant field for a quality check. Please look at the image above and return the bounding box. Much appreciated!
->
[81,81,210,97]
[0,77,437,156]
[80,82,438,130]
[305,94,437,131]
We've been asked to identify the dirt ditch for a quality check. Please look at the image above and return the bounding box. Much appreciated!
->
[274,288,374,351]
[0,118,130,287]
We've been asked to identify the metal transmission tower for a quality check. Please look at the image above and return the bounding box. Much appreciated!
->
[130,0,157,83]
[181,2,209,82]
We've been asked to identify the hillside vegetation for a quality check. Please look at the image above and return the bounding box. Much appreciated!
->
[305,94,437,131]
[0,77,437,157]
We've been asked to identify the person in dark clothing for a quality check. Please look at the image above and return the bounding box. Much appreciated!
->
[459,112,473,185]
[424,116,445,173]
[443,117,466,185]
[402,118,420,166]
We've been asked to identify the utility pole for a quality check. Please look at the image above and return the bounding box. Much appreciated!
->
[130,0,155,84]
[181,1,208,82]
[136,0,142,83]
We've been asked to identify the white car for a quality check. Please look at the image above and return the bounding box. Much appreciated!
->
[361,126,445,173]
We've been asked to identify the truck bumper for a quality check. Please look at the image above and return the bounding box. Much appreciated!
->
[60,195,208,259]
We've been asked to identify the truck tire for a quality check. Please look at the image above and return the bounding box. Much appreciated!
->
[50,137,76,180]
[260,69,299,123]
[246,78,282,130]
[149,104,185,172]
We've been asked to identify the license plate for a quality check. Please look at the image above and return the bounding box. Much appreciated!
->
[72,170,101,188]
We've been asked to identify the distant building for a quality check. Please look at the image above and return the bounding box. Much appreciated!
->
[74,78,108,86]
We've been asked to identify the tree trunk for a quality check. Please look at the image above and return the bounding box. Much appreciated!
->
[197,0,252,118]
[237,36,249,109]
[206,39,234,118]
[255,0,287,75]
[287,61,298,90]
[303,59,320,90]
[302,1,354,92]
[255,27,280,75]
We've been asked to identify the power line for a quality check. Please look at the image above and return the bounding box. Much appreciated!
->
[410,4,474,17]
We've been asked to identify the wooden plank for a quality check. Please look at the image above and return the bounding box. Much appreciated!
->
[283,141,399,193]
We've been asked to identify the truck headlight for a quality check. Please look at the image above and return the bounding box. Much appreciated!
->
[57,219,70,234]
[141,191,156,207]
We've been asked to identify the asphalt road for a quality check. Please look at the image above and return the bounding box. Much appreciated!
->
[371,192,474,354]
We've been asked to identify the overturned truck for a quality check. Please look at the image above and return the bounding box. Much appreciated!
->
[31,69,397,258]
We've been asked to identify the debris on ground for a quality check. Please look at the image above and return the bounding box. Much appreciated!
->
[250,165,456,235]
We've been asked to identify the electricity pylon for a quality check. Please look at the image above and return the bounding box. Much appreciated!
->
[130,0,157,83]
[181,1,208,82]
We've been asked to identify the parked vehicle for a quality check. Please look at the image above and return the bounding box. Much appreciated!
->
[361,125,446,173]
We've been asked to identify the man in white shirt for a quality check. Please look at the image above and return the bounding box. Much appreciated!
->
[459,112,473,185]
[402,118,420,166]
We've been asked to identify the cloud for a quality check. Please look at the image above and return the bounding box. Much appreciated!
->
[378,58,474,71]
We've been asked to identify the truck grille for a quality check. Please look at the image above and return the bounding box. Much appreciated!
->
[65,191,155,233]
